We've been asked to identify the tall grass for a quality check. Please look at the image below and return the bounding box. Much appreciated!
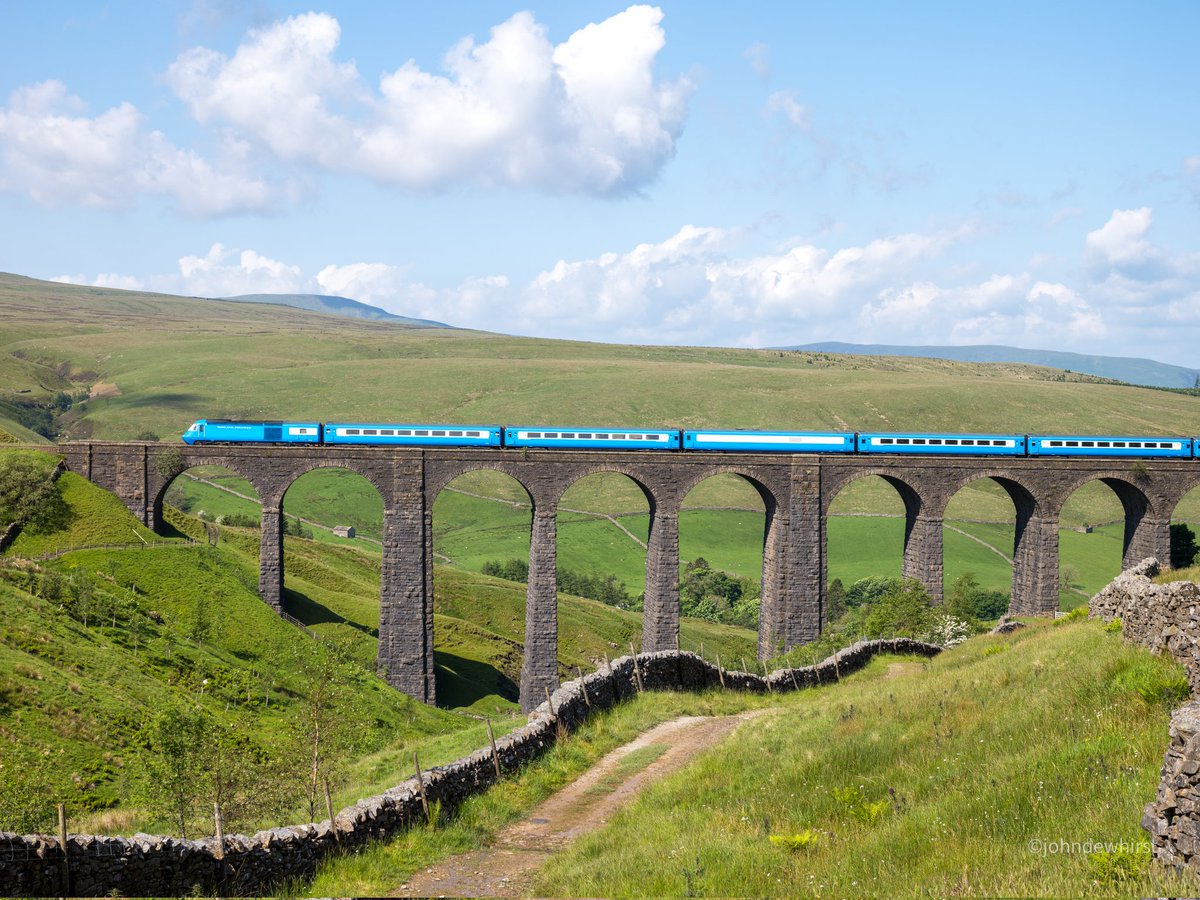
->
[535,621,1196,897]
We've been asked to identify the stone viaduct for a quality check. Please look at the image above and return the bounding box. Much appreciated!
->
[60,441,1200,710]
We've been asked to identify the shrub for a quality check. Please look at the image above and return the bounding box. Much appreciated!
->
[769,829,821,851]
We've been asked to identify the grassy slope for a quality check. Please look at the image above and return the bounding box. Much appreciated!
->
[534,620,1195,898]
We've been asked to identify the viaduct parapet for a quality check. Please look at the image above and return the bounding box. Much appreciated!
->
[59,442,1198,709]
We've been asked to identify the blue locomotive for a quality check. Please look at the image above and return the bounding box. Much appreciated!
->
[180,418,1198,459]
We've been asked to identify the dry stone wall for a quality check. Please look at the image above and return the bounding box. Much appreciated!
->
[0,639,939,898]
[1087,558,1200,874]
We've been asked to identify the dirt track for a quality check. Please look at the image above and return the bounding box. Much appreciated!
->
[391,709,766,898]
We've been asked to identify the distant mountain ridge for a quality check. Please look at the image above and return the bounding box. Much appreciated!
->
[779,342,1199,389]
[223,293,453,328]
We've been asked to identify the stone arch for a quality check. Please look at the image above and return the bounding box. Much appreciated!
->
[940,472,1040,618]
[429,465,540,710]
[1055,472,1164,573]
[821,469,934,608]
[277,463,385,619]
[678,468,781,660]
[149,454,269,534]
[554,467,657,633]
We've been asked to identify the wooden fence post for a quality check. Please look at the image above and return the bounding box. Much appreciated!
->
[576,666,591,707]
[715,653,726,689]
[486,719,502,779]
[213,801,225,859]
[57,803,70,897]
[323,780,338,843]
[413,752,430,822]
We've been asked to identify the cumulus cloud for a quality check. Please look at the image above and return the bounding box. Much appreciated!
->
[0,80,287,215]
[858,275,1105,346]
[50,206,1200,360]
[1082,208,1200,327]
[166,6,691,194]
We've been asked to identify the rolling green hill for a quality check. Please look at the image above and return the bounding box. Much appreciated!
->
[4,272,1200,443]
[0,447,757,833]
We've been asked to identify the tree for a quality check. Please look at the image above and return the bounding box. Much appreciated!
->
[139,707,209,838]
[845,576,903,608]
[1171,523,1198,569]
[287,640,360,822]
[826,578,848,622]
[0,455,70,532]
[862,579,935,638]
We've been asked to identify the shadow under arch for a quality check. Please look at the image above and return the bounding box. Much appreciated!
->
[431,467,535,711]
[678,468,779,660]
[277,465,384,659]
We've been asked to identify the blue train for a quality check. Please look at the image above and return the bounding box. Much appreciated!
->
[180,418,1197,459]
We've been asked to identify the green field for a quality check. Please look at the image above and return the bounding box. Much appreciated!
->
[532,620,1193,898]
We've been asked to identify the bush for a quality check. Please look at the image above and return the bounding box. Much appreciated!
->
[945,573,1010,622]
[0,454,70,532]
[861,579,935,639]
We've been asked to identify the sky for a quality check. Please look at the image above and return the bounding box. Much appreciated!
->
[1,1,1198,364]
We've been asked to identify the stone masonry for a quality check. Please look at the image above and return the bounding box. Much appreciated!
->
[1088,558,1200,874]
[60,442,1191,710]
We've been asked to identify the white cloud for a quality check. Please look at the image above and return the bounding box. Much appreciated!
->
[766,91,809,130]
[1186,156,1200,177]
[166,6,691,194]
[1085,207,1156,271]
[744,42,771,81]
[315,263,406,305]
[52,272,146,291]
[0,80,287,215]
[859,274,1106,346]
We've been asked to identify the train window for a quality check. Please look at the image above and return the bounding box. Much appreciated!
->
[432,430,446,436]
[1049,441,1062,447]
[560,432,575,439]
[961,439,975,445]
[527,432,541,438]
[1082,441,1094,447]
[613,434,626,440]
[449,431,463,437]
[913,438,926,444]
[381,430,395,436]
[1113,442,1126,447]
[347,429,361,435]
[897,438,911,444]
[364,429,378,435]
[945,439,959,445]
[929,439,943,444]
[1129,442,1142,448]
[545,432,558,438]
[1097,441,1110,447]
[1065,441,1078,447]
[578,433,593,439]
[628,434,642,440]
[415,430,429,436]
[880,438,894,444]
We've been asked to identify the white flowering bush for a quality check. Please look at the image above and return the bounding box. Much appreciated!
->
[926,611,975,648]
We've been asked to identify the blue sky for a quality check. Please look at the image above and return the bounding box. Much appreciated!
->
[1,1,1197,363]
